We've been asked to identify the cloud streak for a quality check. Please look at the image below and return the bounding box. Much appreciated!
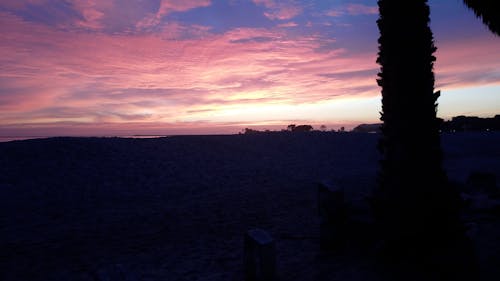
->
[138,0,212,29]
[253,0,302,20]
[326,3,378,17]
[434,35,500,89]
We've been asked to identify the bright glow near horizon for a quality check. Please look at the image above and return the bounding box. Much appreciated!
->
[0,0,499,136]
[439,85,500,118]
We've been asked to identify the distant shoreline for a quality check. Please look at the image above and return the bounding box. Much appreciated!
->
[3,129,500,143]
[0,135,172,142]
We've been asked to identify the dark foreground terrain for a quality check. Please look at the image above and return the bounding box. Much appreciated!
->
[0,132,499,280]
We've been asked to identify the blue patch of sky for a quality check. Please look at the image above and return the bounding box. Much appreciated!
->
[429,0,496,42]
[93,1,160,34]
[305,13,377,55]
[276,0,379,54]
[164,0,380,55]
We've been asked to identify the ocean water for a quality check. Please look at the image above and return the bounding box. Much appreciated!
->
[0,136,48,142]
[0,135,168,142]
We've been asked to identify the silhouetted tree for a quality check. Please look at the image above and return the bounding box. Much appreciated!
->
[352,123,381,133]
[243,128,261,134]
[373,0,463,257]
[463,0,500,36]
[293,125,313,132]
[441,115,500,132]
[286,124,313,132]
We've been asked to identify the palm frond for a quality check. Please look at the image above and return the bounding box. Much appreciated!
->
[463,0,500,36]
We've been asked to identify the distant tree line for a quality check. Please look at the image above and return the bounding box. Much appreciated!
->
[286,124,313,132]
[242,124,312,134]
[351,114,500,133]
[351,123,382,133]
[242,115,500,135]
[241,124,346,135]
[440,115,500,132]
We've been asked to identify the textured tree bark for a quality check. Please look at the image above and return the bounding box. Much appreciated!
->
[373,0,463,256]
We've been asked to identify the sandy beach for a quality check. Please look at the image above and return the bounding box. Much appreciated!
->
[1,132,499,280]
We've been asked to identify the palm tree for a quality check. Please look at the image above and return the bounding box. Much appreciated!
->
[373,0,499,260]
[372,0,463,256]
[463,0,500,36]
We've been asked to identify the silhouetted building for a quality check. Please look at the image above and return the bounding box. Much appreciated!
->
[441,115,500,132]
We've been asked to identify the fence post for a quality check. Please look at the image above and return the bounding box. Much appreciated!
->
[244,228,276,281]
[318,181,347,252]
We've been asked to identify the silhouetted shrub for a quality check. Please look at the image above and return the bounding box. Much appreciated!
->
[292,125,313,132]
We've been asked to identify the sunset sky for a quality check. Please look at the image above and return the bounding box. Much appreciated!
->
[1,0,499,136]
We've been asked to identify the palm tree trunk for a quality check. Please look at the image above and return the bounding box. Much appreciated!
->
[373,0,463,256]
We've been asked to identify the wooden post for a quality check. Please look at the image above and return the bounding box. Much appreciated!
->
[244,228,276,281]
[318,181,347,252]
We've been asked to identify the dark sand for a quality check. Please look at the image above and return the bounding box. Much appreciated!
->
[1,132,499,280]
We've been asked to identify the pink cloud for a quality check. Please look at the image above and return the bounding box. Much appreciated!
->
[434,35,500,89]
[158,0,211,15]
[0,12,379,130]
[138,0,211,28]
[326,4,378,17]
[264,6,301,20]
[253,0,302,20]
[70,0,107,29]
[0,0,112,30]
[2,0,212,31]
[345,4,378,15]
[326,10,343,17]
[277,22,298,28]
